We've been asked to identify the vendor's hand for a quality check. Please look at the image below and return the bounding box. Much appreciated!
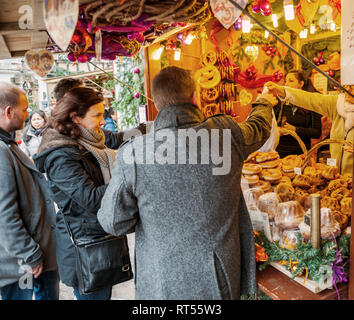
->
[257,92,278,106]
[264,82,286,99]
[30,261,43,279]
[283,123,296,132]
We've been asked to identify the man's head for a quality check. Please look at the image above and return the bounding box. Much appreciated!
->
[53,78,83,102]
[151,66,196,110]
[0,82,29,132]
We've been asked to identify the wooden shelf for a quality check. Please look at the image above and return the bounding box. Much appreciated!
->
[257,265,348,300]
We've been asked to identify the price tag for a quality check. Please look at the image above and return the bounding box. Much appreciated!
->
[304,214,311,227]
[248,209,272,241]
[294,167,302,175]
[327,158,337,167]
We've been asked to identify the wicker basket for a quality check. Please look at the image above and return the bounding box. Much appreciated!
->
[301,138,354,170]
[279,128,308,156]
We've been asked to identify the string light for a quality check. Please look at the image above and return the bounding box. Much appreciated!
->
[242,16,251,33]
[184,34,194,45]
[272,14,278,28]
[174,48,181,61]
[299,29,308,39]
[310,24,316,34]
[152,46,164,60]
[330,21,336,31]
[264,30,269,38]
[284,0,295,21]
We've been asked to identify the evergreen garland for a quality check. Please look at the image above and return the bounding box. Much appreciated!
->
[104,52,146,130]
[255,231,350,282]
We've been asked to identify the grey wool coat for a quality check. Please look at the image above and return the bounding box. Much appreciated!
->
[98,101,272,300]
[0,129,57,288]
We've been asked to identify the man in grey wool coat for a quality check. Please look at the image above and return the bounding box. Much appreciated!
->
[98,66,275,300]
[0,82,58,300]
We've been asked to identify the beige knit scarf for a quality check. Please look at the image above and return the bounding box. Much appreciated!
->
[77,125,116,183]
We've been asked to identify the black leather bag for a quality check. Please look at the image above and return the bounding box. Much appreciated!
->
[63,217,133,295]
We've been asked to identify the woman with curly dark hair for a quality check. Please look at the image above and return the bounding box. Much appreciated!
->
[33,87,119,300]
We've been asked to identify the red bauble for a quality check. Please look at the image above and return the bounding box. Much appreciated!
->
[77,55,88,63]
[261,8,272,16]
[313,57,319,63]
[71,34,82,44]
[259,0,271,12]
[266,50,271,55]
[328,70,335,77]
[252,2,261,13]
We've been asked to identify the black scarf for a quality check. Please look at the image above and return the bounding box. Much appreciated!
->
[0,127,16,144]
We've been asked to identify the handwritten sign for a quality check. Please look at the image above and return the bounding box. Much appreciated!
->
[341,1,354,85]
[313,73,328,94]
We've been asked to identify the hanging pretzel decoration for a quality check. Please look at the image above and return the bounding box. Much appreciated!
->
[202,87,219,102]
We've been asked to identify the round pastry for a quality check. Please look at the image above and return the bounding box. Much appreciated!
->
[321,166,339,180]
[242,163,262,175]
[320,208,341,239]
[258,192,281,221]
[331,210,349,230]
[281,155,302,173]
[256,152,279,163]
[244,151,259,164]
[270,222,282,242]
[330,187,351,201]
[303,166,317,176]
[294,188,309,207]
[259,159,281,169]
[279,176,292,185]
[343,226,351,236]
[282,171,296,179]
[261,169,282,182]
[321,196,340,211]
[305,172,325,186]
[256,180,272,193]
[327,179,348,194]
[320,188,329,198]
[343,173,352,188]
[298,221,311,240]
[275,183,295,202]
[241,174,259,185]
[274,200,305,230]
[340,197,352,217]
[243,187,264,210]
[292,174,311,189]
[313,162,328,173]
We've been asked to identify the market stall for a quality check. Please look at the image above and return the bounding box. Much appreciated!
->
[2,0,353,300]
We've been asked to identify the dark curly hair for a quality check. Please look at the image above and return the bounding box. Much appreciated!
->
[49,87,103,139]
[53,78,83,101]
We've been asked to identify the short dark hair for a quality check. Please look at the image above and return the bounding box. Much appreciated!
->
[151,66,196,110]
[49,87,103,139]
[53,78,83,101]
[0,82,24,110]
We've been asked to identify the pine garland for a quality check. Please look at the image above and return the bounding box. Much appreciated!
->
[255,231,350,282]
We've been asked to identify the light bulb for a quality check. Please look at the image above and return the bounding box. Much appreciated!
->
[242,16,251,33]
[299,29,308,39]
[330,21,336,31]
[310,24,316,34]
[184,34,194,45]
[152,46,164,60]
[174,48,181,61]
[272,14,278,28]
[264,30,269,38]
[284,0,295,21]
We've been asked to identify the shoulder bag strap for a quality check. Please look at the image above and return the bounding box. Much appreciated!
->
[61,214,77,246]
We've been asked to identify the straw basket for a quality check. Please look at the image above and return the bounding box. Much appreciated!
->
[301,139,354,170]
[278,128,308,156]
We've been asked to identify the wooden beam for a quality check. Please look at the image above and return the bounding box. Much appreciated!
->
[30,30,48,49]
[31,0,46,30]
[0,35,12,59]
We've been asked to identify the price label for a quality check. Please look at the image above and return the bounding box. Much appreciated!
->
[327,158,337,167]
[294,167,302,175]
[248,209,272,241]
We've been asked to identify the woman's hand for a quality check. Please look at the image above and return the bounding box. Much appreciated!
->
[264,82,286,99]
[283,123,296,132]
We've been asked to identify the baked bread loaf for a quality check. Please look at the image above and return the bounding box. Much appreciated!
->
[258,192,281,221]
[322,166,339,180]
[275,183,295,202]
[274,200,305,229]
[243,187,264,210]
[292,174,311,189]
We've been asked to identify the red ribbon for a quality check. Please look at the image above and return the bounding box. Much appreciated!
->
[295,2,305,27]
[329,0,341,20]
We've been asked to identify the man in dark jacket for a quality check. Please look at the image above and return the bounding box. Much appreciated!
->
[98,66,274,299]
[0,82,58,300]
